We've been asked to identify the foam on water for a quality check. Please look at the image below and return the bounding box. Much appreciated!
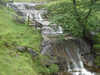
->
[8,2,95,75]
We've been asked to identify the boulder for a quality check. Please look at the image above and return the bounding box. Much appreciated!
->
[16,46,27,52]
[27,48,38,56]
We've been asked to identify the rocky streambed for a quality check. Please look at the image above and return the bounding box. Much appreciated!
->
[7,2,100,75]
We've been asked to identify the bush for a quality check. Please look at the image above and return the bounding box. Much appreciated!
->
[45,0,100,37]
[45,0,83,37]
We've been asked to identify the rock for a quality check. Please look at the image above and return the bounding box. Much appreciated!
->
[53,72,72,75]
[16,46,38,57]
[16,11,25,16]
[16,46,26,52]
[41,39,55,56]
[27,48,38,56]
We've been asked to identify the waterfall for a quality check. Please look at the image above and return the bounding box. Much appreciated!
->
[8,2,96,75]
[65,44,95,75]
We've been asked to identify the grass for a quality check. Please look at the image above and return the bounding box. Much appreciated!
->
[0,7,42,51]
[0,2,59,74]
[0,6,42,75]
[0,48,38,75]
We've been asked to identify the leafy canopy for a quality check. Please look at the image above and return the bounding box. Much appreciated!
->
[46,0,100,37]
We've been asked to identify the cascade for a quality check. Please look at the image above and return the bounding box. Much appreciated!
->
[7,2,96,75]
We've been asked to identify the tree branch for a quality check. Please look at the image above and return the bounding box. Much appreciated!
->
[73,0,79,17]
[84,0,96,20]
[72,0,82,24]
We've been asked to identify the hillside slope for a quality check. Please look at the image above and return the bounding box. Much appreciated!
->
[0,5,41,75]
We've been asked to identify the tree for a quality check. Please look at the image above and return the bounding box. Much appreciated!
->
[72,0,97,38]
[46,0,100,37]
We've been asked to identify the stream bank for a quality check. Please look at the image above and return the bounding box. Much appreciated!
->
[7,2,100,75]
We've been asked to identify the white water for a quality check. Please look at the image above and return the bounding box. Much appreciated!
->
[70,62,95,75]
[8,2,96,75]
[35,10,63,35]
[66,48,95,75]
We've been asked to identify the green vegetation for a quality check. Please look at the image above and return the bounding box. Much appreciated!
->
[0,7,41,51]
[93,34,100,66]
[0,3,59,75]
[44,0,100,66]
[0,5,42,75]
[45,0,100,37]
[45,0,81,36]
[0,0,100,74]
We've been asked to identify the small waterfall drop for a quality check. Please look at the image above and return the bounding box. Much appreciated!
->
[7,2,96,75]
[65,42,95,75]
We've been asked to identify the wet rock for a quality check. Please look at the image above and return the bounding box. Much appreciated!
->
[41,40,51,47]
[27,48,38,56]
[16,11,25,16]
[74,39,95,67]
[42,57,58,66]
[52,72,72,75]
[57,57,68,71]
[41,40,55,56]
[16,46,26,52]
[8,3,16,9]
[76,39,91,54]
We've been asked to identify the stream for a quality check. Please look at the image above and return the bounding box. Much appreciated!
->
[7,2,99,75]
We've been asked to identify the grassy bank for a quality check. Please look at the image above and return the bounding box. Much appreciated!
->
[0,6,42,75]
